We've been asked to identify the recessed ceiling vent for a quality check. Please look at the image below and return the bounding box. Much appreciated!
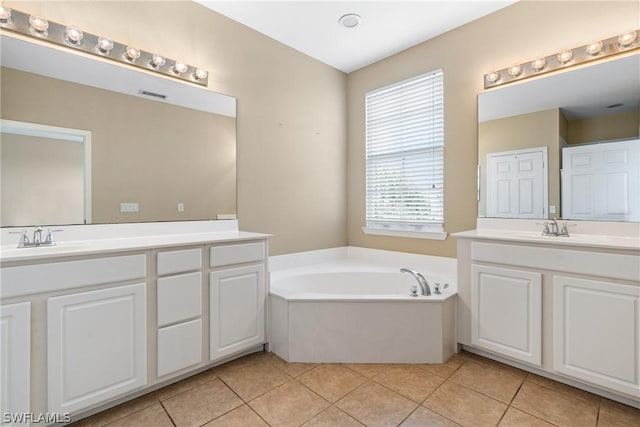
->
[138,89,167,100]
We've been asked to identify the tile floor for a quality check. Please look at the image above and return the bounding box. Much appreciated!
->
[72,351,640,427]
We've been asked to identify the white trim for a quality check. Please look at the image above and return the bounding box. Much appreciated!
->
[362,227,447,240]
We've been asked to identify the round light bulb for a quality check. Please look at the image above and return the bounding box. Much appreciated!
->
[486,71,501,84]
[0,6,12,23]
[585,40,603,56]
[29,15,48,34]
[173,61,188,74]
[125,46,141,62]
[97,37,114,53]
[531,57,546,72]
[65,26,83,45]
[557,49,573,64]
[507,64,522,78]
[618,31,637,48]
[194,68,208,80]
[150,54,166,68]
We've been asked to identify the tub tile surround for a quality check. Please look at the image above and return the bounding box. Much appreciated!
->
[71,350,640,427]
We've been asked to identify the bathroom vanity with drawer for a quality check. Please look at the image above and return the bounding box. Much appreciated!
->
[0,220,269,423]
[454,220,640,407]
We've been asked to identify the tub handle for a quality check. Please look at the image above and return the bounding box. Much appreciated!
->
[434,283,449,294]
[409,286,419,297]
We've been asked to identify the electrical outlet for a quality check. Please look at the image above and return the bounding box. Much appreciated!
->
[177,203,184,212]
[549,205,556,214]
[120,202,139,213]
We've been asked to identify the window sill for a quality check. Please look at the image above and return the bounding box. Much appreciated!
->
[362,227,448,241]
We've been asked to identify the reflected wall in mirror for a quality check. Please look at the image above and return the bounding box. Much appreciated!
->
[0,34,237,227]
[478,53,640,221]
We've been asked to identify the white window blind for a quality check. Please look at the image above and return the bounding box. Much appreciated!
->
[365,69,444,237]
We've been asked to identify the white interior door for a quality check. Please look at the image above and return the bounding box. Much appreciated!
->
[562,139,640,221]
[487,148,547,218]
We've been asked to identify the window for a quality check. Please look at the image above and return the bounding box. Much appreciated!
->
[364,69,445,240]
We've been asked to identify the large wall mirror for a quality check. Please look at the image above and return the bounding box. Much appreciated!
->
[0,34,237,227]
[478,53,640,222]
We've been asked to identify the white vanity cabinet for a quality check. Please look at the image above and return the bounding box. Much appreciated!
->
[553,276,640,397]
[0,302,31,427]
[156,248,203,378]
[209,242,267,361]
[455,230,640,404]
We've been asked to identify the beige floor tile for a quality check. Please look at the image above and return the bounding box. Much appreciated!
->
[75,392,159,426]
[525,373,600,405]
[598,398,640,427]
[420,356,465,379]
[374,365,446,403]
[249,380,330,427]
[303,405,364,427]
[162,378,243,427]
[203,404,268,427]
[268,353,317,377]
[423,381,507,427]
[104,404,173,427]
[298,364,367,402]
[400,406,461,426]
[216,357,291,401]
[336,381,419,427]
[448,360,525,403]
[498,407,555,427]
[343,363,391,378]
[154,367,218,401]
[511,381,598,427]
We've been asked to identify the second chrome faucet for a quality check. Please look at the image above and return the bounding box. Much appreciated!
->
[400,267,431,296]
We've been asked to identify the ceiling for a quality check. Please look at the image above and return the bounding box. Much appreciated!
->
[195,1,518,73]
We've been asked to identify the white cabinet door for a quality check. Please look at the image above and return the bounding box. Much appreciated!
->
[210,264,265,361]
[554,276,640,397]
[47,283,147,414]
[0,302,30,427]
[472,265,542,366]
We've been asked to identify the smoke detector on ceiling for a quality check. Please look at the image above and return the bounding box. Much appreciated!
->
[339,14,361,29]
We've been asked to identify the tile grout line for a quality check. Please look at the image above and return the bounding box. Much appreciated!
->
[158,400,177,427]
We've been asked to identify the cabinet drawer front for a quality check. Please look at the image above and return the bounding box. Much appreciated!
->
[157,248,202,276]
[471,242,639,282]
[47,283,147,414]
[157,319,203,377]
[210,242,265,268]
[157,272,202,327]
[1,254,146,298]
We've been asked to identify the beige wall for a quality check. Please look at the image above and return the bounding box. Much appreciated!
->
[4,1,348,255]
[1,67,236,224]
[478,109,561,218]
[347,0,639,257]
[567,109,640,145]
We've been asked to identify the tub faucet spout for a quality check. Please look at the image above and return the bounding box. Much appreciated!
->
[400,268,431,296]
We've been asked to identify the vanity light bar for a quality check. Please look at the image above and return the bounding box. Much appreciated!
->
[0,6,209,87]
[484,29,639,89]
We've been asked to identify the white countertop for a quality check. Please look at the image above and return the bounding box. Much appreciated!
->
[0,230,270,263]
[453,229,640,251]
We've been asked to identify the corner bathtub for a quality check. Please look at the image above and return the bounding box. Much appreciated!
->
[269,247,457,364]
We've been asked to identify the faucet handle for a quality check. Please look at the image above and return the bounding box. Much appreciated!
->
[45,229,63,245]
[9,230,30,247]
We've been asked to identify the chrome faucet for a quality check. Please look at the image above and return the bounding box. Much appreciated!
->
[541,218,570,237]
[32,226,43,244]
[400,268,431,296]
[9,226,62,248]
